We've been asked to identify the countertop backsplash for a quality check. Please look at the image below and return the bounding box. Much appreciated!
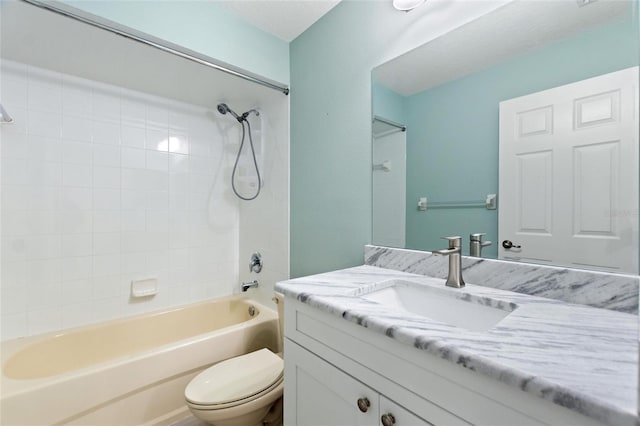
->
[365,245,639,314]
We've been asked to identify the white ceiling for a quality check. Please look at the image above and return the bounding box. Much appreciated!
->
[373,0,631,96]
[223,0,342,42]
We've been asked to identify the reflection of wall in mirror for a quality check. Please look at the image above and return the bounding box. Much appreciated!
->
[373,129,406,248]
[372,13,639,258]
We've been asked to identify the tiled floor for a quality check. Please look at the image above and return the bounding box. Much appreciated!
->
[170,415,284,426]
[170,415,208,426]
[171,398,283,426]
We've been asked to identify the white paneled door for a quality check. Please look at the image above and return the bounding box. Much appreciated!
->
[499,67,638,273]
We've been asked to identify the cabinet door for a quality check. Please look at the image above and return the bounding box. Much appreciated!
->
[285,340,378,426]
[379,396,433,426]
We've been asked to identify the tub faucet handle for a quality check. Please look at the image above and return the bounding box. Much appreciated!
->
[249,252,263,273]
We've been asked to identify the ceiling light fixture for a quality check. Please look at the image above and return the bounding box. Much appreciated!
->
[393,0,426,11]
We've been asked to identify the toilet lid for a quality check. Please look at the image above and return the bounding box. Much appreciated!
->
[185,349,283,406]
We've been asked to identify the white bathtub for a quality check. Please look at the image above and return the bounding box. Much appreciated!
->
[1,296,279,425]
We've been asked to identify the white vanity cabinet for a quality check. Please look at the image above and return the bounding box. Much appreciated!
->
[283,298,606,426]
[286,339,436,426]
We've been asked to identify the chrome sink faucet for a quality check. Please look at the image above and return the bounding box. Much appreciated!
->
[470,233,492,258]
[432,236,465,288]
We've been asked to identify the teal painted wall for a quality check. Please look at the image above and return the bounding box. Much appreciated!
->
[62,0,290,84]
[402,14,639,257]
[289,1,508,277]
[292,1,639,277]
[372,82,406,124]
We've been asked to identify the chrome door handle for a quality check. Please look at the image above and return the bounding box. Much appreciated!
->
[502,240,521,249]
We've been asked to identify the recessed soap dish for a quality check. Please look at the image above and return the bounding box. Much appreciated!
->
[131,277,158,298]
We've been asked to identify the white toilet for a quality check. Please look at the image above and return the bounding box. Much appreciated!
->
[184,295,285,426]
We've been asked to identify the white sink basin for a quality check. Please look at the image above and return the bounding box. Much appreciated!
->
[361,280,514,332]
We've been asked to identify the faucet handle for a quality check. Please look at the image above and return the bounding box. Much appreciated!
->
[470,233,492,247]
[249,252,263,273]
[470,233,486,241]
[440,236,462,248]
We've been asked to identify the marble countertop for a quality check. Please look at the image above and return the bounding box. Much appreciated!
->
[275,265,638,426]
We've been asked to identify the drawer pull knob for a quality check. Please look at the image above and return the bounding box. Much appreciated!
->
[357,397,370,413]
[381,413,396,426]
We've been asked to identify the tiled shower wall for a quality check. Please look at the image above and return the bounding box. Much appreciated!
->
[0,60,242,339]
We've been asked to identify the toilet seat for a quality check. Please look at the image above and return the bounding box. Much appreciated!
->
[187,375,283,410]
[185,349,283,409]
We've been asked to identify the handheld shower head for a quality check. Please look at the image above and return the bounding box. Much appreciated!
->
[217,102,263,201]
[217,103,260,123]
[217,103,241,121]
[217,103,229,115]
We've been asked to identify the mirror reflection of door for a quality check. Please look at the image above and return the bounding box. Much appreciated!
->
[371,0,638,272]
[499,67,639,273]
[373,117,407,248]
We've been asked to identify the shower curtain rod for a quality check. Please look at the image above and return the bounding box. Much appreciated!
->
[373,115,407,132]
[21,0,290,96]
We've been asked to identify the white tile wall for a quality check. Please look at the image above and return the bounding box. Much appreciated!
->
[238,101,290,308]
[1,60,243,339]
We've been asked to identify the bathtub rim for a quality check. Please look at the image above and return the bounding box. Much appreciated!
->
[1,294,277,399]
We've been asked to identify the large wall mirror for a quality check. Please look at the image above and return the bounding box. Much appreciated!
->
[372,0,639,274]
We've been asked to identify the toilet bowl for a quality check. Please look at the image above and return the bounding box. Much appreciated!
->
[185,294,285,426]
